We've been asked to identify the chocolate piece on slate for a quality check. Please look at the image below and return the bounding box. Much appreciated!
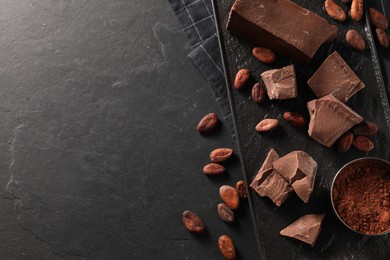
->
[253,170,293,207]
[280,214,325,246]
[250,149,280,186]
[307,52,365,103]
[226,0,337,63]
[307,95,363,147]
[251,149,292,206]
[261,65,297,100]
[272,151,317,203]
[292,178,315,204]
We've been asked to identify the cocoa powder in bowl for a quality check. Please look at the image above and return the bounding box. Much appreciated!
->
[331,158,390,235]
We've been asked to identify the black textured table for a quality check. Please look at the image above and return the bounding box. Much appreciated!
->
[0,0,257,259]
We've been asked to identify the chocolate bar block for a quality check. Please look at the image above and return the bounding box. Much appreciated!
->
[227,0,337,63]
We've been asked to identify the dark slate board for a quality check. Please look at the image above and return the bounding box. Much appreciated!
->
[212,0,390,259]
[376,0,390,96]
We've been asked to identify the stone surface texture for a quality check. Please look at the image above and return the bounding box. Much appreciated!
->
[0,0,257,259]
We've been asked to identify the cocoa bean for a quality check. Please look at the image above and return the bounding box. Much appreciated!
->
[252,82,266,103]
[353,136,375,152]
[217,203,235,223]
[197,113,219,133]
[236,180,248,199]
[350,0,363,22]
[218,235,236,260]
[219,185,240,210]
[375,28,389,48]
[337,131,354,153]
[255,118,279,132]
[325,0,346,22]
[252,47,277,64]
[210,148,234,163]
[346,29,366,51]
[182,210,205,234]
[203,163,225,175]
[369,7,389,30]
[283,111,305,127]
[234,68,250,90]
[352,121,378,136]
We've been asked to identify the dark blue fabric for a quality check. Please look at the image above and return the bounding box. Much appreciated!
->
[167,0,216,49]
[188,35,235,136]
[167,0,235,137]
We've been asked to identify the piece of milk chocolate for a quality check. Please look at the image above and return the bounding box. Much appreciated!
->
[261,65,297,100]
[227,0,337,63]
[250,149,292,206]
[308,52,365,102]
[272,151,317,203]
[280,214,325,247]
[254,170,293,206]
[250,149,280,185]
[307,95,363,147]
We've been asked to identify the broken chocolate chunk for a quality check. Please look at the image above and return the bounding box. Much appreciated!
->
[307,94,363,147]
[251,149,292,206]
[272,151,317,203]
[253,170,293,207]
[261,65,297,100]
[251,149,318,206]
[292,178,315,204]
[280,214,325,247]
[307,52,365,103]
[272,151,314,184]
[227,0,337,63]
[250,149,280,185]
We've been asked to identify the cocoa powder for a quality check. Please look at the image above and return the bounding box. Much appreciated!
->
[332,159,390,235]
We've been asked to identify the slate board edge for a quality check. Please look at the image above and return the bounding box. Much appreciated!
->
[380,0,390,40]
[212,1,390,259]
[211,1,264,259]
[364,2,390,130]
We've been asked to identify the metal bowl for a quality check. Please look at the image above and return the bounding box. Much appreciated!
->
[331,157,390,236]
